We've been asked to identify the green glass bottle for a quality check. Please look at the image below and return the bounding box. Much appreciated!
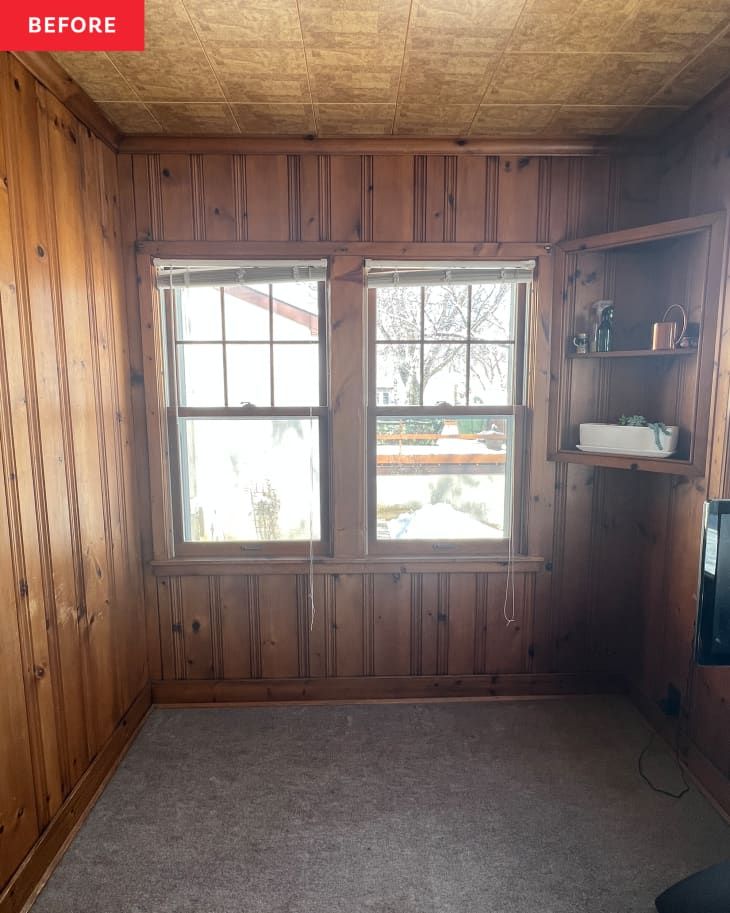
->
[595,305,614,352]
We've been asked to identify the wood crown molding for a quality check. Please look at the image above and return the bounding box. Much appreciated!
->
[10,52,121,150]
[117,134,627,156]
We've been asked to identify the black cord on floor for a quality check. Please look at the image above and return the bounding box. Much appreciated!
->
[637,628,696,800]
[637,731,690,799]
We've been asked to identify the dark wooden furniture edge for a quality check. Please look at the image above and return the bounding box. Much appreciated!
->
[0,684,152,913]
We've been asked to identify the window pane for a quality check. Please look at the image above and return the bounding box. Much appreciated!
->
[177,344,224,406]
[176,287,222,340]
[179,418,321,542]
[273,344,320,406]
[422,344,467,405]
[375,415,513,541]
[376,343,421,406]
[423,285,468,339]
[224,285,270,341]
[226,344,271,407]
[469,344,512,405]
[470,283,515,341]
[271,282,320,341]
[376,286,421,341]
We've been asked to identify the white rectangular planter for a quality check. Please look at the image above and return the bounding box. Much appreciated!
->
[578,422,679,458]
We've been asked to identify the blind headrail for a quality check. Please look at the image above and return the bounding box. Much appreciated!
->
[154,259,327,290]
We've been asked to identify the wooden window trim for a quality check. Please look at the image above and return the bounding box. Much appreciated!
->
[138,249,544,565]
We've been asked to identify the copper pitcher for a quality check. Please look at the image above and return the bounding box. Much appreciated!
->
[652,304,687,350]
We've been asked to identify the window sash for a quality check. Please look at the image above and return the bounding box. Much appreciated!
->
[371,283,527,408]
[168,413,331,558]
[366,406,526,556]
[366,281,528,553]
[162,283,329,557]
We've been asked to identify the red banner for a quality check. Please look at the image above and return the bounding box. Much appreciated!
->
[2,0,144,50]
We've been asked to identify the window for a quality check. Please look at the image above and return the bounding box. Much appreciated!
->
[367,262,532,554]
[157,260,328,556]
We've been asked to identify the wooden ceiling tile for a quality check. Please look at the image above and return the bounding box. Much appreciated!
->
[408,0,526,50]
[302,0,410,103]
[299,0,410,52]
[206,46,310,103]
[230,103,316,134]
[143,0,203,50]
[50,52,137,101]
[315,103,395,134]
[512,0,637,54]
[549,105,640,134]
[397,51,500,105]
[611,4,730,55]
[184,0,302,44]
[652,30,730,105]
[99,102,163,132]
[108,50,223,101]
[146,103,240,133]
[307,48,402,102]
[471,104,560,135]
[486,53,596,104]
[394,103,477,135]
[578,55,683,105]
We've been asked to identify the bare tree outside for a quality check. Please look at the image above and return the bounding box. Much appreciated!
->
[375,282,513,405]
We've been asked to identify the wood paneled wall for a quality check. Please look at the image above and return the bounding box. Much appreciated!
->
[616,98,730,806]
[0,54,146,898]
[121,144,646,699]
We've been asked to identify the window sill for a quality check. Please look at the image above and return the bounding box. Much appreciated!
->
[150,554,545,576]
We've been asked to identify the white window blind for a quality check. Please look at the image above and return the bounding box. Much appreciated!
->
[365,259,535,287]
[154,259,328,290]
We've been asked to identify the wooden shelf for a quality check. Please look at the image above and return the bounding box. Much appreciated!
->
[567,348,697,360]
[548,212,726,476]
[554,448,700,476]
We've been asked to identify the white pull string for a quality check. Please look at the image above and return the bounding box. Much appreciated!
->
[308,405,316,631]
[502,429,516,626]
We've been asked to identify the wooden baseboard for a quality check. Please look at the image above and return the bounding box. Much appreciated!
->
[152,673,624,705]
[629,685,730,820]
[0,683,152,913]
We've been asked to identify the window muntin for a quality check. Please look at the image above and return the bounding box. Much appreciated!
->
[373,282,521,407]
[368,268,529,552]
[163,273,327,555]
[173,284,321,410]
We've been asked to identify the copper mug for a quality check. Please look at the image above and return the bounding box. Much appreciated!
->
[652,304,687,350]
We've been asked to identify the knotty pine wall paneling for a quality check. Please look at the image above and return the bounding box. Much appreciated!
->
[0,53,147,900]
[123,145,646,698]
[616,98,730,805]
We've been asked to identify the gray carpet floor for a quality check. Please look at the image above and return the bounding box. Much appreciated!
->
[32,697,730,913]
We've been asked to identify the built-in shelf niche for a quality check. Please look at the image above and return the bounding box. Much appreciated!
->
[548,212,726,475]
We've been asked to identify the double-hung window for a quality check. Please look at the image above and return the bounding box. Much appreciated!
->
[157,260,328,557]
[367,261,532,555]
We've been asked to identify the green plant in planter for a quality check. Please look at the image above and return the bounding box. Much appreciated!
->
[617,414,671,451]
